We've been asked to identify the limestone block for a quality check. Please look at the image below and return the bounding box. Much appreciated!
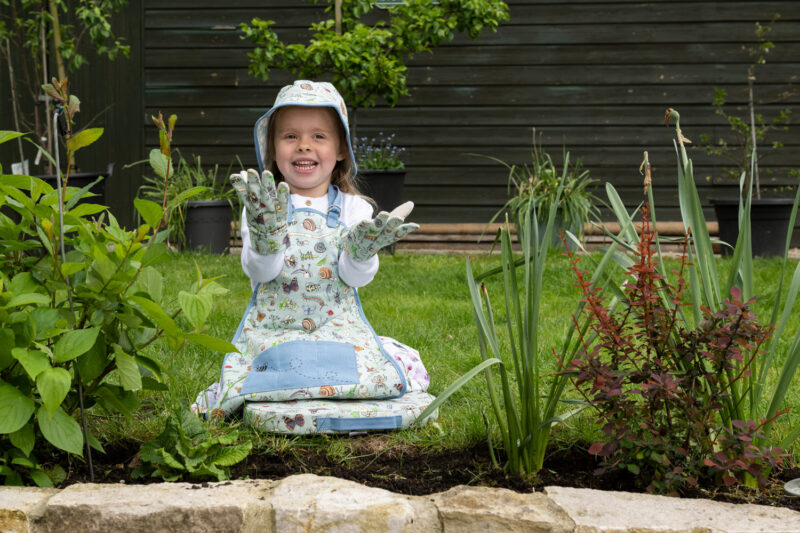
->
[40,480,275,533]
[431,485,574,533]
[0,487,57,533]
[545,485,800,533]
[271,474,440,532]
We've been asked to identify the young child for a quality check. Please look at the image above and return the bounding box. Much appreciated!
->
[193,81,431,428]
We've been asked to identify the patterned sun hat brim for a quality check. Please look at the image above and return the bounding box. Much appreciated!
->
[253,80,357,179]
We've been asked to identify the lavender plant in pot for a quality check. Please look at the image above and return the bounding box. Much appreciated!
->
[353,132,406,214]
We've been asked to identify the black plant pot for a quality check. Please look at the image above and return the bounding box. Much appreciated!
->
[185,200,233,254]
[38,162,113,205]
[357,169,407,254]
[2,164,112,225]
[358,169,407,214]
[710,197,795,257]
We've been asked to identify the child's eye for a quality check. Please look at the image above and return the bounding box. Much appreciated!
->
[314,134,326,140]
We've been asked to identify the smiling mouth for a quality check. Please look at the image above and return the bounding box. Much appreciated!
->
[293,160,318,172]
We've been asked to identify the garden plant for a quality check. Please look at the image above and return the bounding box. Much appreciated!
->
[418,152,585,476]
[137,143,238,250]
[0,81,237,486]
[698,14,796,197]
[553,108,800,492]
[563,200,787,493]
[352,132,405,170]
[239,0,509,137]
[475,127,599,247]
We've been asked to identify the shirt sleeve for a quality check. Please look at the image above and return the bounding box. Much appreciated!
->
[338,194,379,288]
[339,252,379,288]
[240,209,284,288]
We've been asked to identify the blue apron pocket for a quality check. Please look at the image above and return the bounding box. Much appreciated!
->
[241,340,359,394]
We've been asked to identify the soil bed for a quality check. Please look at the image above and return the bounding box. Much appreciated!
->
[57,437,800,512]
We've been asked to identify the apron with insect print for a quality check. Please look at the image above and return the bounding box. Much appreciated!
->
[213,186,407,416]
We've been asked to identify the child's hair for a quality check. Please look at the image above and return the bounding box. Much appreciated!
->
[266,106,361,196]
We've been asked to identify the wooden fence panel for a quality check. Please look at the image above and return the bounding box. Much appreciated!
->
[135,0,800,234]
[6,1,798,233]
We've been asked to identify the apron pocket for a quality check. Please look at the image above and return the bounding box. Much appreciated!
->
[241,340,359,394]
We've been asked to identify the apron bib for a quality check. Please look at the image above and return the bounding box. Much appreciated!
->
[214,187,406,416]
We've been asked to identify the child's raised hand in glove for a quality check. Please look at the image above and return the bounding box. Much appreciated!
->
[343,201,419,261]
[230,169,290,255]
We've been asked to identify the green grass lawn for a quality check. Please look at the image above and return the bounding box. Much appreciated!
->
[99,250,800,462]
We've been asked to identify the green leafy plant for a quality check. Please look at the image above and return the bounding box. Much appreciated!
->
[698,14,796,198]
[239,0,509,136]
[0,0,130,173]
[417,163,582,476]
[562,202,787,493]
[138,148,238,249]
[131,407,252,482]
[0,83,237,486]
[353,132,405,170]
[478,128,599,246]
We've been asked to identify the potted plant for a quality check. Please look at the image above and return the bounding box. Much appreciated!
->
[480,128,599,249]
[699,15,798,257]
[0,1,129,180]
[137,112,240,254]
[139,150,238,254]
[239,0,509,139]
[353,132,406,213]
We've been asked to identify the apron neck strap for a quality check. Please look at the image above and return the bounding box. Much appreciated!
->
[326,185,342,227]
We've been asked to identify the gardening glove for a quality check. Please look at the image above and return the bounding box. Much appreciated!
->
[343,201,419,261]
[230,169,290,255]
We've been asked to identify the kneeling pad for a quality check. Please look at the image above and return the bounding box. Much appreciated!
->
[244,391,438,434]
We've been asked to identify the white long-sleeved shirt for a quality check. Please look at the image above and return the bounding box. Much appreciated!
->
[240,192,378,290]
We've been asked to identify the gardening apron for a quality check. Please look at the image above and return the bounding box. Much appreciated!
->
[213,185,407,417]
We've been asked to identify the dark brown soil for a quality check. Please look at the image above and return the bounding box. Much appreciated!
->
[56,437,800,512]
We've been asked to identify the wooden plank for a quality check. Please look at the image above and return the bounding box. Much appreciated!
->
[144,27,310,47]
[145,43,800,69]
[397,184,744,207]
[144,85,800,107]
[408,221,718,236]
[408,205,716,223]
[143,22,800,48]
[445,23,800,46]
[144,7,325,29]
[145,104,792,128]
[143,64,800,88]
[143,2,799,28]
[505,2,800,24]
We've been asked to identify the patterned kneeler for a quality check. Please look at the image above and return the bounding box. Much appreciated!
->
[245,391,437,435]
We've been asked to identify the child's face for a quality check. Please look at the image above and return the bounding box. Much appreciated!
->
[273,106,345,197]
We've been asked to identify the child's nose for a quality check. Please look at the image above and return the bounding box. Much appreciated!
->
[297,136,311,151]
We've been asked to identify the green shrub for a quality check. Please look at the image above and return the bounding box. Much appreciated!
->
[0,82,236,486]
[132,408,252,482]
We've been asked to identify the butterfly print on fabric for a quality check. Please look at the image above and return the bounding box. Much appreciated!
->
[284,414,305,429]
[282,278,299,294]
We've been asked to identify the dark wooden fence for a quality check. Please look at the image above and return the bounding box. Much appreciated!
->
[3,1,799,230]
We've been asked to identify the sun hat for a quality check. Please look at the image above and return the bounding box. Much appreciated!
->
[253,80,356,179]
